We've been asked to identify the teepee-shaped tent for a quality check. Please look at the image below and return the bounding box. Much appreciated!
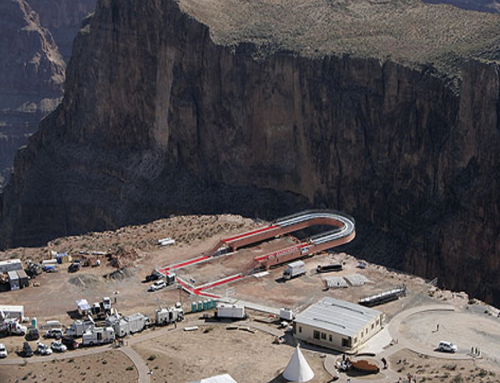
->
[282,345,315,382]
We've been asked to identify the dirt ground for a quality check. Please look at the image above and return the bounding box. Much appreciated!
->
[0,350,137,383]
[387,348,499,383]
[175,236,298,286]
[400,310,500,363]
[1,214,500,382]
[133,324,330,383]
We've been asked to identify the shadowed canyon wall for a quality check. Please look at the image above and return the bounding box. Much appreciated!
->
[0,0,95,187]
[0,0,499,305]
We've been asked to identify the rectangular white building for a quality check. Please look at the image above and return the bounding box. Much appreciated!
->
[0,259,22,274]
[293,297,383,353]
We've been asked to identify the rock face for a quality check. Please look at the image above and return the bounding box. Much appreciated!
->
[1,0,500,306]
[27,0,96,61]
[0,0,65,185]
[0,0,95,187]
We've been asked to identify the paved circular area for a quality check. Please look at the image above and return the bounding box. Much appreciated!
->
[400,310,500,363]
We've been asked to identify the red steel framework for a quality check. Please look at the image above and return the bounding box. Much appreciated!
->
[158,210,356,298]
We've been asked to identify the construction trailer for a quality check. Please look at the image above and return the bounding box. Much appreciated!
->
[82,327,115,346]
[107,313,150,337]
[155,303,184,325]
[0,259,22,274]
[293,297,383,353]
[216,304,246,320]
[66,318,95,337]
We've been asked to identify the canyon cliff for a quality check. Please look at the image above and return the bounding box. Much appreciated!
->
[0,0,95,187]
[0,0,65,185]
[1,0,500,306]
[27,0,96,61]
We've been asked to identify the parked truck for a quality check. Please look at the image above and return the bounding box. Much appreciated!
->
[107,313,150,337]
[90,298,112,319]
[283,260,306,280]
[66,318,95,338]
[25,261,42,278]
[81,327,115,346]
[145,269,176,286]
[145,269,163,282]
[102,297,112,312]
[155,303,184,326]
[0,320,27,336]
[215,304,246,320]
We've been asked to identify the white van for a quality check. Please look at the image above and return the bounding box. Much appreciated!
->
[437,341,457,353]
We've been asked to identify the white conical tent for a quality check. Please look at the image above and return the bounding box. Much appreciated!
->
[282,346,315,382]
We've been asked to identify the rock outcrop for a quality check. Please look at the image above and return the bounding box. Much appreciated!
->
[27,0,96,61]
[1,0,500,306]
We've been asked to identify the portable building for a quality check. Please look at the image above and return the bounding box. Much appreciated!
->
[16,270,29,288]
[293,297,383,353]
[7,271,19,290]
[0,259,22,274]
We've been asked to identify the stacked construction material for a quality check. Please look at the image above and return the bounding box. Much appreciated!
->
[344,274,370,286]
[324,276,348,288]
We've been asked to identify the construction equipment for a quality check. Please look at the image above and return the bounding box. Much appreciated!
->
[25,261,42,278]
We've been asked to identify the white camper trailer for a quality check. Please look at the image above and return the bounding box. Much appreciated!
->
[81,327,115,346]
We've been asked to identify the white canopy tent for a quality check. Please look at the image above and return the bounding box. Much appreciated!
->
[283,346,315,382]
